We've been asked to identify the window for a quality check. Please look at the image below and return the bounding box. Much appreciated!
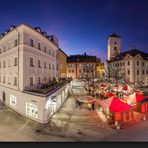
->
[49,50,51,55]
[44,77,47,83]
[30,39,34,47]
[14,77,17,86]
[3,46,6,52]
[49,63,51,70]
[146,70,148,75]
[72,69,74,73]
[38,43,41,50]
[8,77,11,85]
[52,52,54,57]
[30,77,33,86]
[44,62,47,69]
[14,57,18,66]
[56,64,58,71]
[38,60,41,68]
[68,69,71,73]
[30,58,34,67]
[143,62,145,66]
[0,76,1,83]
[137,70,139,75]
[79,69,81,73]
[14,39,18,47]
[10,95,17,108]
[3,76,5,83]
[53,64,55,70]
[0,62,1,68]
[137,61,139,66]
[26,102,38,119]
[0,48,2,54]
[8,59,11,67]
[127,61,130,66]
[128,70,130,75]
[123,62,125,66]
[3,61,5,68]
[38,77,41,84]
[143,70,145,75]
[44,47,47,53]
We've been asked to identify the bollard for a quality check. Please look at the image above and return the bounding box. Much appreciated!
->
[143,115,146,121]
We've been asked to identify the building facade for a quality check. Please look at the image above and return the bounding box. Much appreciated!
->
[67,53,98,79]
[96,59,105,81]
[0,24,69,123]
[106,34,148,86]
[58,48,68,78]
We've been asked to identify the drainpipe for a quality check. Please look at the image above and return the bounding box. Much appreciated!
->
[14,27,20,91]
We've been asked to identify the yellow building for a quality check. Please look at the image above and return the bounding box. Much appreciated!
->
[96,59,105,80]
[58,48,68,78]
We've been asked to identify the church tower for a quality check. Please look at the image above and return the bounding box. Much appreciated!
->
[108,33,121,61]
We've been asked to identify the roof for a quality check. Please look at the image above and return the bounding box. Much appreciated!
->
[123,93,145,105]
[108,33,121,39]
[0,23,59,47]
[67,54,97,63]
[110,49,148,62]
[58,48,68,57]
[98,96,114,109]
[109,97,132,113]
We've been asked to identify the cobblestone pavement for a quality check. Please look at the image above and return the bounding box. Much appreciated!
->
[41,85,116,142]
[0,80,147,141]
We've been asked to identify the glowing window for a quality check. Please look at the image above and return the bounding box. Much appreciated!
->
[26,102,38,119]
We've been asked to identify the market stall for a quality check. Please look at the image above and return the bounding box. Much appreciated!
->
[109,97,134,124]
[77,96,96,110]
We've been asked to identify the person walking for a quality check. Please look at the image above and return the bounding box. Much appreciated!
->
[76,99,79,108]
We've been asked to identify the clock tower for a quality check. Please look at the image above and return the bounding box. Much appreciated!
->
[108,33,121,61]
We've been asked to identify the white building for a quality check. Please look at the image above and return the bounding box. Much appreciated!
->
[0,24,69,123]
[106,33,148,86]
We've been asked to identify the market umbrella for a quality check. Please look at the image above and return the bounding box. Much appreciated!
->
[78,96,96,103]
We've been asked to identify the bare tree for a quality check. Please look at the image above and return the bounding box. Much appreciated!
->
[84,63,97,96]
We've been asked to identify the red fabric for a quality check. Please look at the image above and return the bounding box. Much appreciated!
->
[114,84,119,88]
[122,85,128,91]
[136,93,145,102]
[109,97,132,113]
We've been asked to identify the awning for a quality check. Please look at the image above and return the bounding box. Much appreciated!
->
[109,97,132,113]
[123,92,145,105]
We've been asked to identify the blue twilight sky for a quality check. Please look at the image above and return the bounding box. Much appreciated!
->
[0,0,148,61]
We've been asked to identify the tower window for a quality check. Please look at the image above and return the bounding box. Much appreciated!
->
[114,42,117,45]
